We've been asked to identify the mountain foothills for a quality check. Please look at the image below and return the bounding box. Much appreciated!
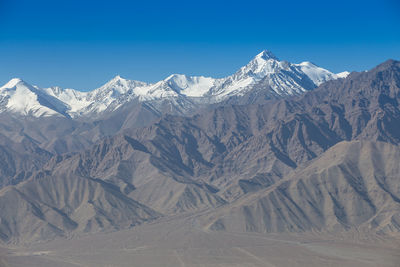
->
[0,51,400,246]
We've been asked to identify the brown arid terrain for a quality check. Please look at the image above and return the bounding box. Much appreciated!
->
[0,213,399,267]
[0,59,399,266]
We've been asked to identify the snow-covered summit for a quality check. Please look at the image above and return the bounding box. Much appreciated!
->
[0,51,349,118]
[0,78,24,90]
[210,51,324,98]
[95,75,149,96]
[159,74,215,97]
[255,50,279,61]
[296,61,350,85]
[0,78,69,117]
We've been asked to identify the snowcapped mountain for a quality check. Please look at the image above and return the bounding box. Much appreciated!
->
[43,76,151,116]
[295,61,348,86]
[0,78,70,117]
[209,50,317,99]
[0,50,349,118]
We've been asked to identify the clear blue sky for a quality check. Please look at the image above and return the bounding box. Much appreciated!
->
[0,0,399,91]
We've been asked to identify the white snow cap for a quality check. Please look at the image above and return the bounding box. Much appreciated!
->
[1,78,24,89]
[109,75,125,82]
[336,71,350,78]
[255,50,279,61]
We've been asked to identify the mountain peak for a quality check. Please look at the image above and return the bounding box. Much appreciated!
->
[254,50,279,61]
[242,50,280,74]
[1,78,25,89]
[102,75,130,88]
[111,75,124,82]
[373,59,400,72]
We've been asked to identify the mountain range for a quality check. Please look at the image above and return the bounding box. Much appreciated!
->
[0,51,399,248]
[0,50,349,189]
[0,50,348,118]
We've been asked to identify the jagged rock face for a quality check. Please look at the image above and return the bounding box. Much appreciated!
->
[0,60,399,244]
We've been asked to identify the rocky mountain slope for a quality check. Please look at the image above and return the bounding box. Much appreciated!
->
[0,170,160,244]
[203,140,400,235]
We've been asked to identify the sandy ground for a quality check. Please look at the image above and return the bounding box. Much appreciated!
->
[1,214,400,267]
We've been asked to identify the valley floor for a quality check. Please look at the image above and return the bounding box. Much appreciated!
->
[1,214,399,267]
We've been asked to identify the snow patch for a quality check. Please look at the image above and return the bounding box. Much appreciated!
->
[336,71,350,78]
